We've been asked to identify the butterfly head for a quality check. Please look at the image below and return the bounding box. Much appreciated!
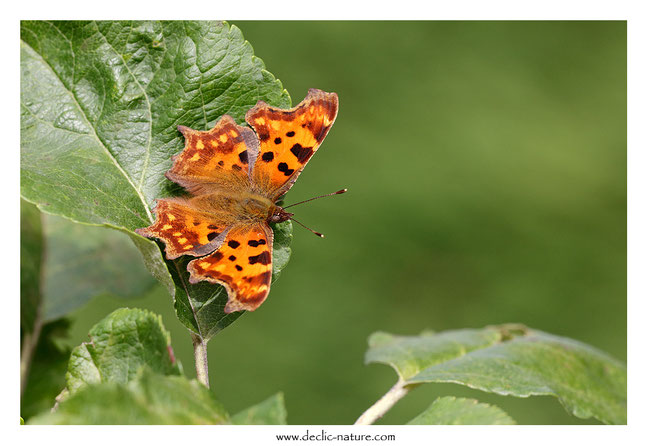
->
[268,206,294,224]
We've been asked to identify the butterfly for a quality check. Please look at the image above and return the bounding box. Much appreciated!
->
[136,89,339,313]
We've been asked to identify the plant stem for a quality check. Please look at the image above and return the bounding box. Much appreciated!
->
[354,379,413,425]
[20,313,43,396]
[191,333,210,388]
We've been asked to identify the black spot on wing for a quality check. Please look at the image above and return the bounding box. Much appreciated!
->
[248,239,267,247]
[262,151,274,162]
[277,162,295,177]
[207,232,220,241]
[238,150,248,164]
[228,240,240,249]
[248,251,271,265]
[274,137,282,144]
[290,143,314,163]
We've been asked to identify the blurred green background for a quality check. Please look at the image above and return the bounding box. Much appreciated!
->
[65,21,626,424]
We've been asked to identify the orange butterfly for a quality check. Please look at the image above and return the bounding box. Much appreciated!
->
[137,89,339,313]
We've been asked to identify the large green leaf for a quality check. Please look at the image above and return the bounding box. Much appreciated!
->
[66,308,180,394]
[20,20,293,339]
[42,214,157,321]
[29,369,229,425]
[232,393,287,425]
[407,397,515,425]
[21,200,157,323]
[366,325,626,424]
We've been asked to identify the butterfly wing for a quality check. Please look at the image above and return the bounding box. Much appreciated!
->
[166,115,259,195]
[138,116,261,260]
[187,222,274,313]
[246,88,338,199]
[135,197,235,260]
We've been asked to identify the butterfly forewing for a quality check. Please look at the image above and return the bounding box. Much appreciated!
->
[246,89,338,200]
[166,116,259,195]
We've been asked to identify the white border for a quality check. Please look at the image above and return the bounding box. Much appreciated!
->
[7,1,644,445]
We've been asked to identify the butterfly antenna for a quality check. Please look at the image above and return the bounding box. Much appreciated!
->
[283,188,347,209]
[291,217,325,238]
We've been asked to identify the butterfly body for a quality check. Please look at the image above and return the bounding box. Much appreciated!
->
[137,89,338,313]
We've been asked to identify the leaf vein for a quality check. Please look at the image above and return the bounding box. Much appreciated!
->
[20,37,153,223]
[91,21,155,194]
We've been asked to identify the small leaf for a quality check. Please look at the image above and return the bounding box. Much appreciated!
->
[66,308,180,393]
[366,325,626,424]
[21,20,293,338]
[232,393,287,425]
[407,397,515,425]
[29,370,229,425]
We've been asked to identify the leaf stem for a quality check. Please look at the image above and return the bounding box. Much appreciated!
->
[191,333,210,388]
[354,379,414,425]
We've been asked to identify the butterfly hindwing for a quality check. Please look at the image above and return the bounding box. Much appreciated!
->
[166,115,259,195]
[187,222,274,313]
[246,88,338,199]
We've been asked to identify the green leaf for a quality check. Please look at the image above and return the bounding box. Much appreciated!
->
[20,200,43,332]
[22,200,157,323]
[366,328,502,380]
[407,397,515,425]
[29,370,229,425]
[66,308,180,394]
[21,20,293,339]
[366,325,626,424]
[232,393,287,425]
[42,214,158,321]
